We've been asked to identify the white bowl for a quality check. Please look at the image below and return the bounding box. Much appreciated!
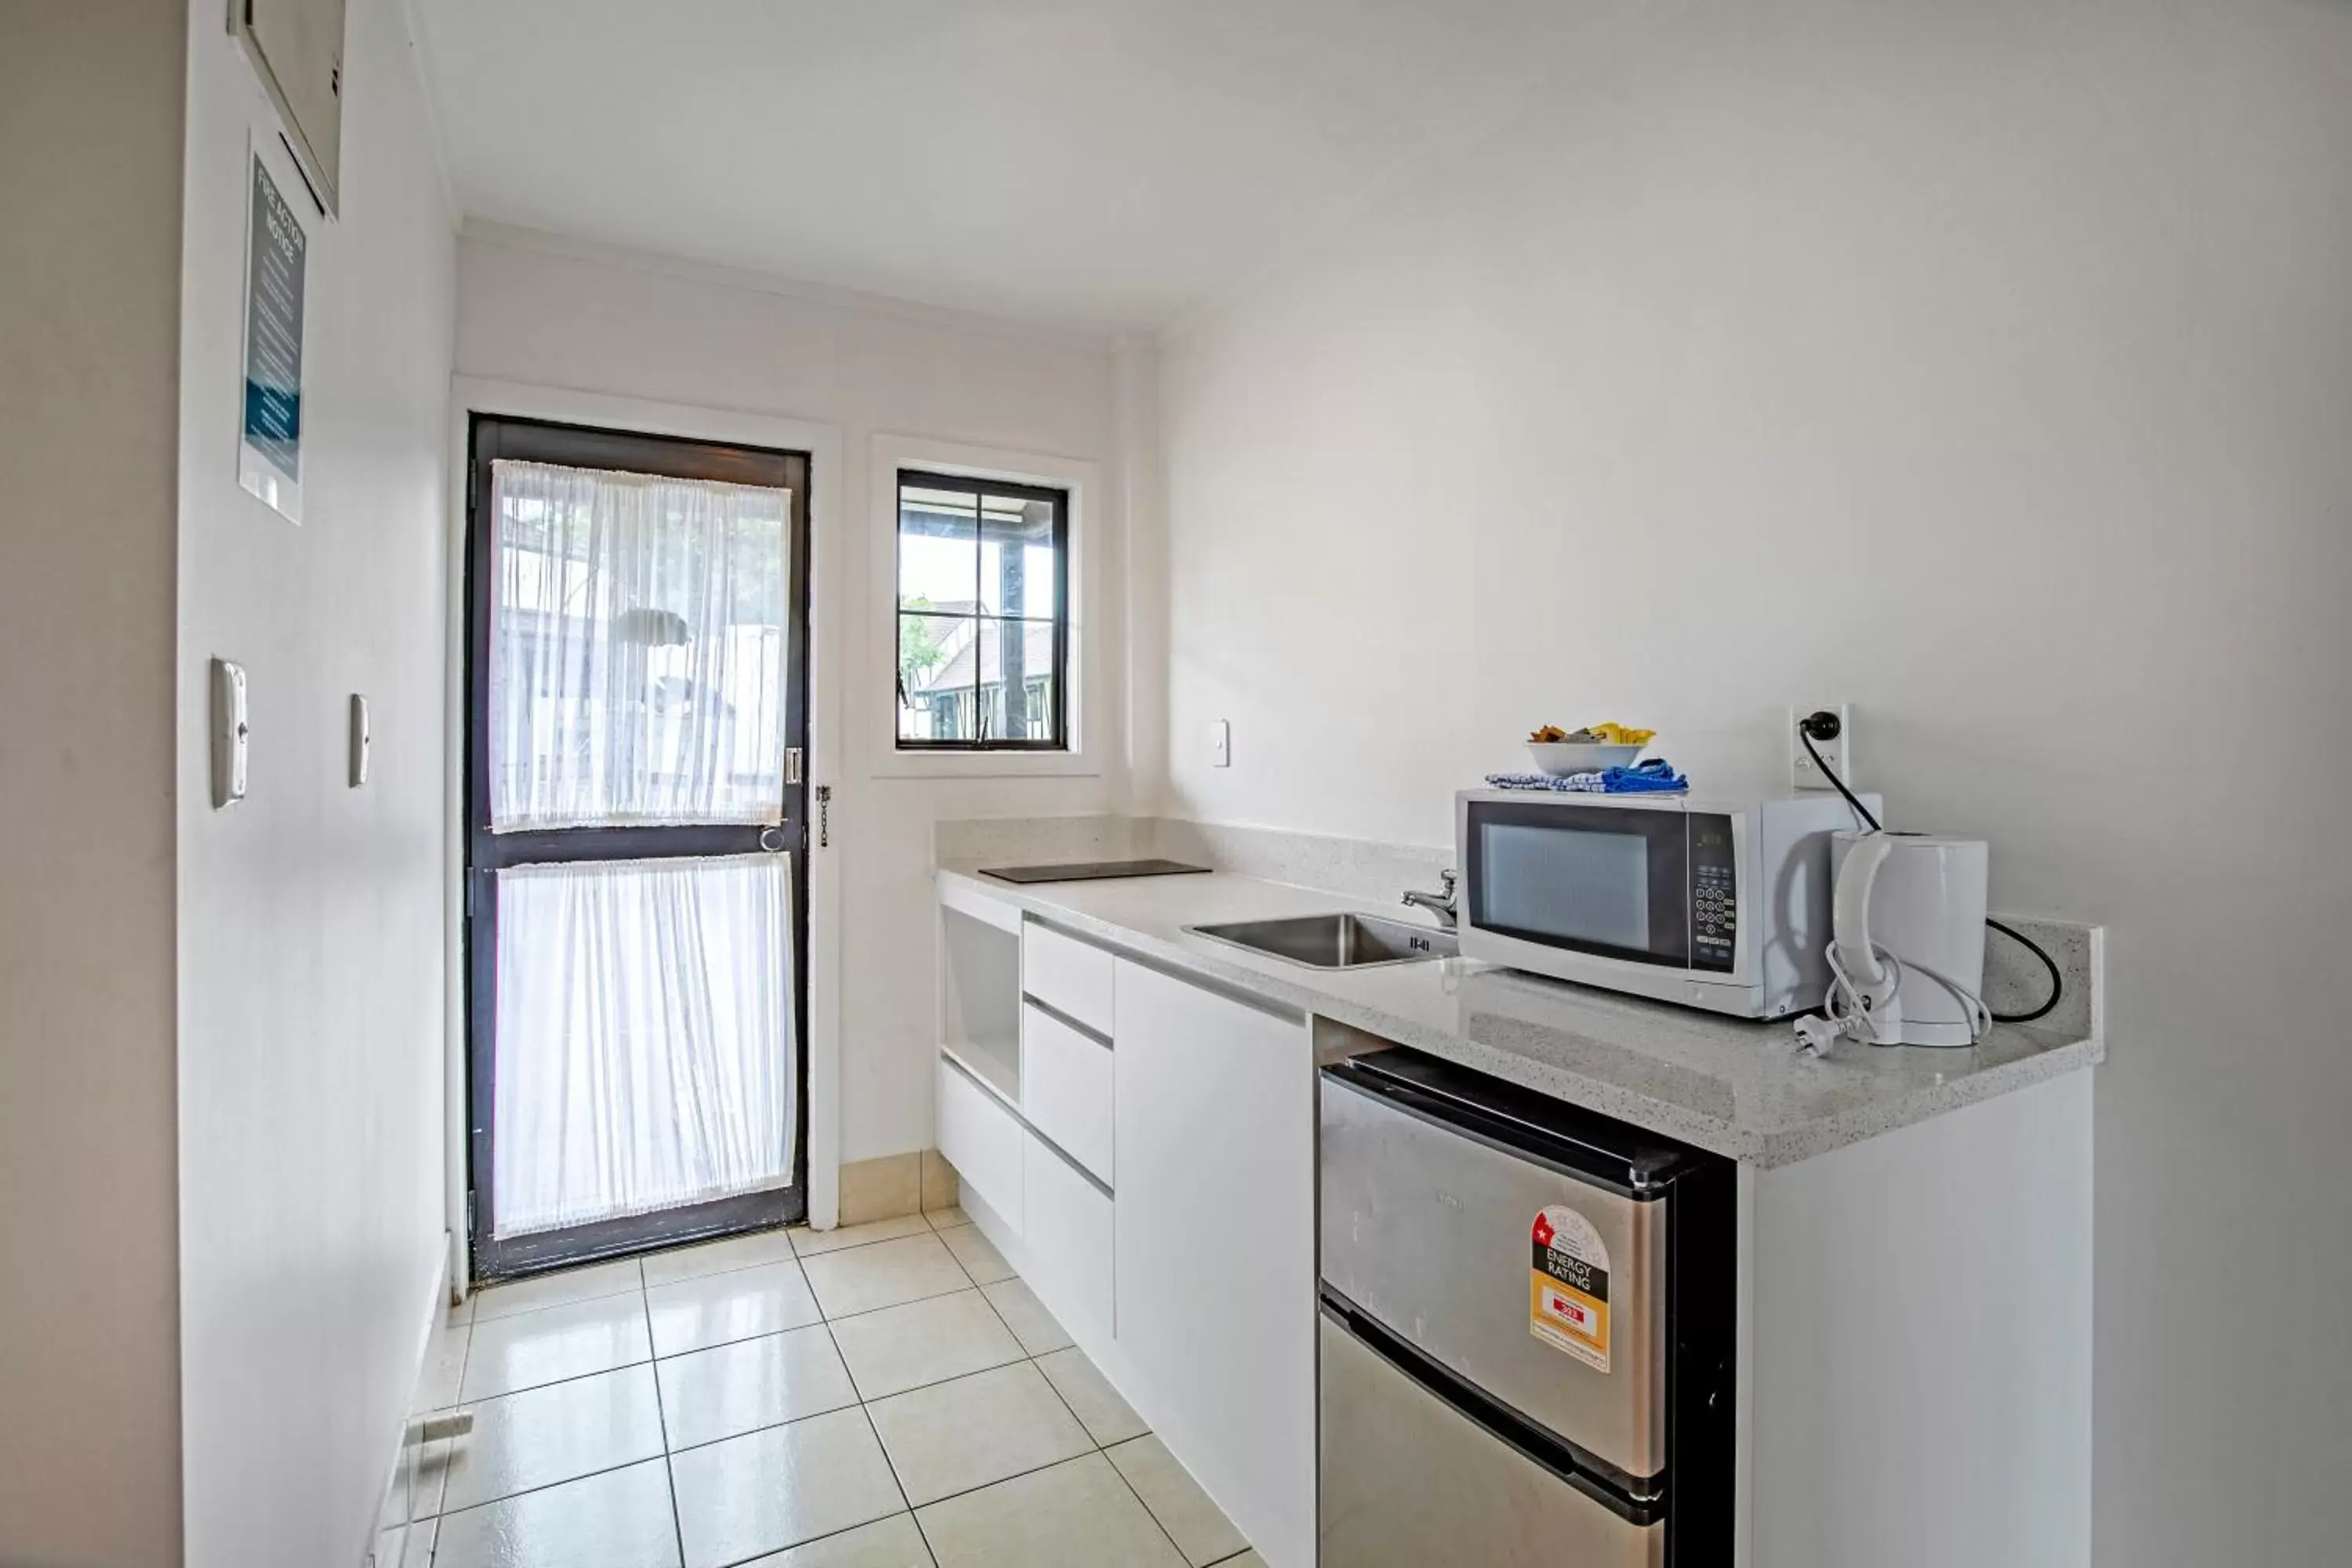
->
[1526,742,1645,777]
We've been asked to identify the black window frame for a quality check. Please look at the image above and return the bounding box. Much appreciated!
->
[893,468,1072,753]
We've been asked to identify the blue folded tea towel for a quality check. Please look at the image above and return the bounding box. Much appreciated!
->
[1486,758,1689,794]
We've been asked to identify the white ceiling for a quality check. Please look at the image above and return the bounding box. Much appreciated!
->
[409,0,1567,332]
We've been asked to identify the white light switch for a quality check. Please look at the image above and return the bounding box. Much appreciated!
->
[211,659,249,808]
[1211,719,1231,768]
[349,694,370,787]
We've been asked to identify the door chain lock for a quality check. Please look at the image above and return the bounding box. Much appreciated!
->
[815,785,832,849]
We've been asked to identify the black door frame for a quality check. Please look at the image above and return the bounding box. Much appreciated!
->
[464,413,813,1281]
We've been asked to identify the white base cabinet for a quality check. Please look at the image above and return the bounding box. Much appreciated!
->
[941,875,2097,1568]
[1112,958,1316,1568]
[935,902,1319,1568]
[1023,1129,1115,1341]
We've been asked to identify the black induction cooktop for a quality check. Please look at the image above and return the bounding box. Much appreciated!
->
[978,858,1212,885]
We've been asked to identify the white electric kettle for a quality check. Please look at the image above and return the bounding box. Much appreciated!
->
[1826,830,1991,1047]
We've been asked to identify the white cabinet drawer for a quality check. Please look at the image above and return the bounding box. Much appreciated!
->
[1023,1129,1113,1340]
[938,1057,1023,1235]
[1022,922,1116,1037]
[1022,1002,1114,1185]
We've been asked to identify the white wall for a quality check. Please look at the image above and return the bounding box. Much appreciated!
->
[455,233,1124,1163]
[175,2,457,1564]
[1152,2,2352,1563]
[0,3,187,1562]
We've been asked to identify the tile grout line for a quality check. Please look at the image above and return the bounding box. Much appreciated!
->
[895,1444,1117,1518]
[845,1401,920,1566]
[1102,1436,1197,1567]
[808,1231,979,1326]
[643,1279,691,1568]
[429,1453,673,1530]
[840,1265,1207,1549]
[1010,1333,1207,1559]
[448,1348,659,1411]
[1025,1340,1111,1456]
[476,1216,924,1318]
[467,1282,643,1324]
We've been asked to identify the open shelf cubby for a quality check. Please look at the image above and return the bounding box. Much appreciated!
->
[939,898,1022,1108]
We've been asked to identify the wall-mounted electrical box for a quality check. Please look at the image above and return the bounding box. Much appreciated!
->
[212,659,250,808]
[233,0,346,215]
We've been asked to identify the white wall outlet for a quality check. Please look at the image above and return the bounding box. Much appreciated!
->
[1788,702,1854,792]
[1210,718,1232,768]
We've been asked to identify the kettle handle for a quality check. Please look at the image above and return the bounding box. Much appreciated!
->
[1834,832,1894,990]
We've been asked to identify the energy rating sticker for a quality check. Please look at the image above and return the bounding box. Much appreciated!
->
[1530,1205,1611,1372]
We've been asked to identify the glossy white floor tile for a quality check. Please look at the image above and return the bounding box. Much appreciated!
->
[643,1225,803,1288]
[866,1361,1094,1506]
[791,1214,933,1258]
[441,1365,665,1513]
[800,1232,974,1319]
[412,1221,1250,1568]
[915,1452,1187,1568]
[657,1322,859,1451]
[461,1291,655,1402]
[1105,1435,1249,1566]
[646,1257,823,1357]
[1035,1346,1149,1446]
[741,1512,935,1566]
[933,1225,1016,1287]
[977,1276,1073,1356]
[434,1458,681,1568]
[472,1258,644,1322]
[828,1289,1025,1402]
[668,1408,908,1568]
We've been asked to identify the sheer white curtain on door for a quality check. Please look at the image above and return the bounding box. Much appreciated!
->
[493,854,797,1236]
[485,456,800,1236]
[488,459,788,830]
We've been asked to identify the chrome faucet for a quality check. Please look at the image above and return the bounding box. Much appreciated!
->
[1401,869,1458,931]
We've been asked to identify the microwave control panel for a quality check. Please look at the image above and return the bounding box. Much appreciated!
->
[1690,813,1737,972]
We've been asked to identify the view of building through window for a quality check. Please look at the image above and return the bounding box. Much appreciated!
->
[895,471,1069,749]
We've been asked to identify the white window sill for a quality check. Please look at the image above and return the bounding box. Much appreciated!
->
[869,747,1102,780]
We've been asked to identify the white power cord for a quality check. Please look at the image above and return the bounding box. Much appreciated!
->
[1795,939,1991,1056]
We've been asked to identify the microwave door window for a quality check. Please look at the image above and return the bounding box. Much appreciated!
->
[1468,804,1690,966]
[1481,826,1651,952]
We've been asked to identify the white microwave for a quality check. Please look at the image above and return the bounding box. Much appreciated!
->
[1454,789,1879,1018]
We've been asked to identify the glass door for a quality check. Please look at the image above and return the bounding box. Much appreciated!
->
[465,415,811,1279]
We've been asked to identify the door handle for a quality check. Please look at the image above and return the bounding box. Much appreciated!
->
[759,825,788,854]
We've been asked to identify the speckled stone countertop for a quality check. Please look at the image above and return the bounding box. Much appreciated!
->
[938,862,2102,1168]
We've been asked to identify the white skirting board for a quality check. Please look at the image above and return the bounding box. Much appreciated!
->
[371,1238,459,1565]
[1737,1069,2094,1568]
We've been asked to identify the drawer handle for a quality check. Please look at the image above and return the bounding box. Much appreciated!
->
[1024,995,1112,1048]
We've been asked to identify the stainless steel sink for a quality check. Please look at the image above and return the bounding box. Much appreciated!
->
[1184,913,1459,969]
